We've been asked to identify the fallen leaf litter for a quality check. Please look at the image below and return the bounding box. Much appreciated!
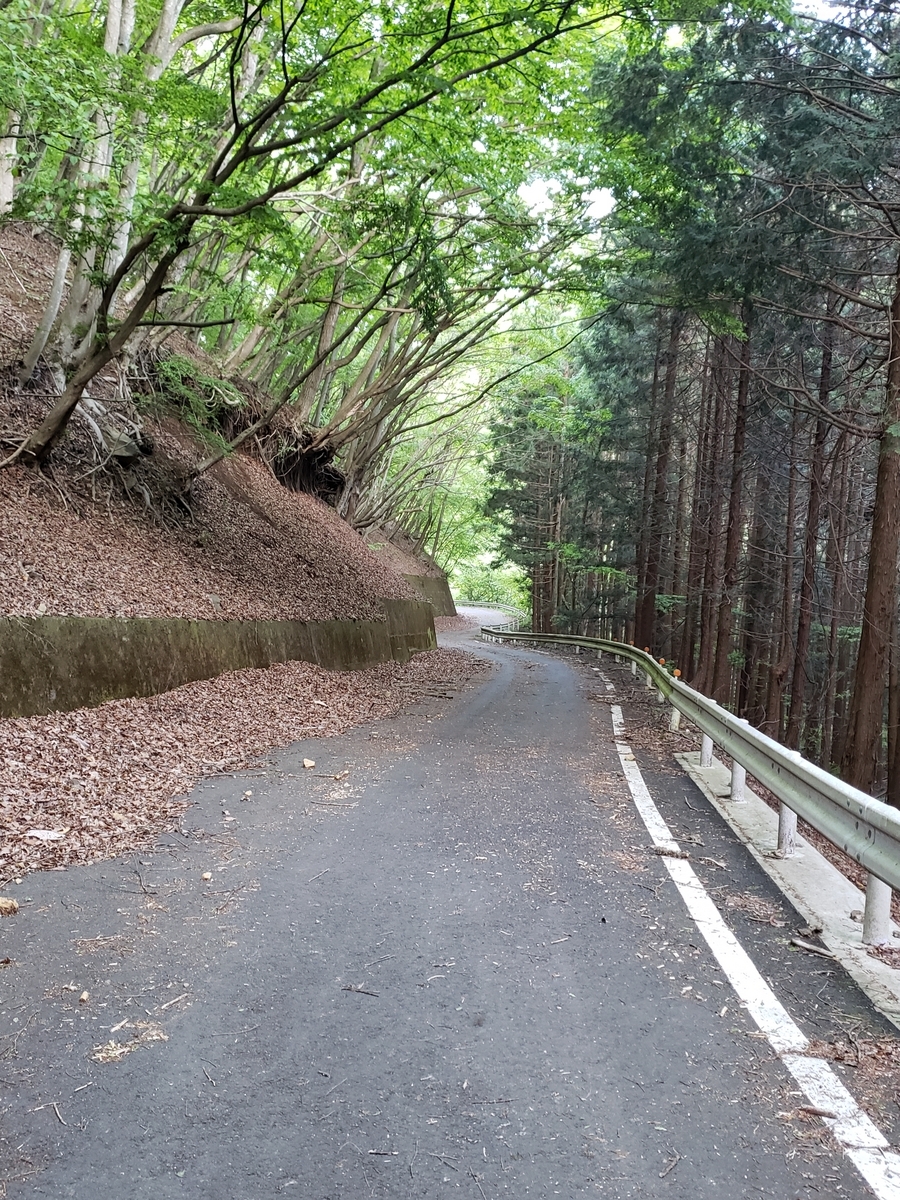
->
[0,436,419,623]
[0,647,489,884]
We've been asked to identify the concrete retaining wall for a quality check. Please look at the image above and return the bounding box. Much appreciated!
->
[1,598,436,719]
[401,574,456,617]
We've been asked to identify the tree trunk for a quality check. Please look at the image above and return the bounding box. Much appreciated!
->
[822,435,849,768]
[711,316,752,706]
[14,347,116,464]
[888,608,900,807]
[785,337,831,747]
[761,401,800,737]
[51,0,128,365]
[840,262,900,796]
[693,338,730,694]
[679,335,713,678]
[784,416,827,749]
[633,328,664,646]
[739,464,769,721]
[18,243,71,385]
[635,311,683,651]
[664,435,688,661]
[13,244,184,463]
[0,110,19,215]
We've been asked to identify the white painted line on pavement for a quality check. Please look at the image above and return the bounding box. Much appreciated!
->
[609,702,900,1199]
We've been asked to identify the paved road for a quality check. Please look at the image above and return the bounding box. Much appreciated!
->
[1,629,897,1198]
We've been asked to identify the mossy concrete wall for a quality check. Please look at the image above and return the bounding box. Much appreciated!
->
[401,574,456,617]
[0,598,435,719]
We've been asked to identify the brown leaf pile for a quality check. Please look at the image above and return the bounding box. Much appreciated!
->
[0,647,489,884]
[866,945,900,969]
[433,614,480,632]
[364,523,445,579]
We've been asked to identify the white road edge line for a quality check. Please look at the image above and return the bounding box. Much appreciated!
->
[609,702,900,1199]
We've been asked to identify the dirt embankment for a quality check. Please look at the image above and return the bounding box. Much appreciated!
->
[364,523,446,580]
[1,434,418,623]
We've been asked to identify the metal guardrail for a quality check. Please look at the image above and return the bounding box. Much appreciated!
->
[457,600,528,631]
[480,626,900,943]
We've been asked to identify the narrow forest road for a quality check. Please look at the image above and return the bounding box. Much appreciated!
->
[3,622,900,1199]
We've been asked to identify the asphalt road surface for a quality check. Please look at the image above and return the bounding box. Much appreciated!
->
[2,626,899,1198]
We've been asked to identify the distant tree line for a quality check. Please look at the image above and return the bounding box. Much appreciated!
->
[487,5,900,801]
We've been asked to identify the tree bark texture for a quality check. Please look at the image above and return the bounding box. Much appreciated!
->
[711,317,752,706]
[785,337,831,747]
[840,263,900,795]
[635,311,683,651]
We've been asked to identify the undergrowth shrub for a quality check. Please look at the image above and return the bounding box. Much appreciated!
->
[148,355,246,452]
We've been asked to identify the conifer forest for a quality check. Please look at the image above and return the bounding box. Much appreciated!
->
[4,0,900,801]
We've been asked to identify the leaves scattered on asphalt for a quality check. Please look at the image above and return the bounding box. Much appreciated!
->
[723,892,787,926]
[91,1021,168,1063]
[0,648,489,885]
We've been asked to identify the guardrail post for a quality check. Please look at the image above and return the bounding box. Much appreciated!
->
[645,673,653,689]
[863,875,892,945]
[777,804,797,856]
[730,760,746,802]
[669,706,681,732]
[631,660,637,676]
[700,734,714,768]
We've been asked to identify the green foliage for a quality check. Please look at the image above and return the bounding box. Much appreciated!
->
[451,561,529,610]
[480,299,639,629]
[412,227,454,333]
[586,9,900,326]
[152,355,245,450]
[1,1,124,238]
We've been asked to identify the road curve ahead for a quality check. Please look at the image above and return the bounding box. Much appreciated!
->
[2,630,897,1198]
